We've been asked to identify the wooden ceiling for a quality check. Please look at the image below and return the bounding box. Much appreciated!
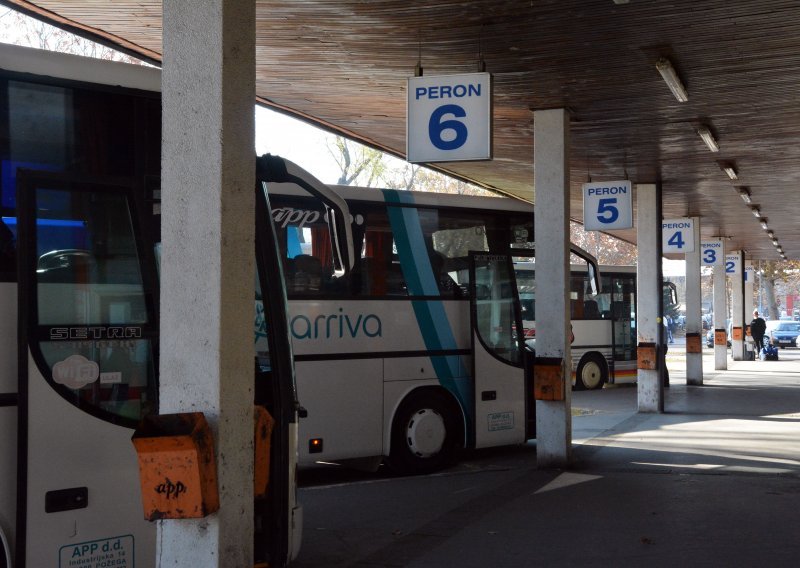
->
[7,0,800,260]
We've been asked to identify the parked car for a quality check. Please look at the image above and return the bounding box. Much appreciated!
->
[765,320,800,348]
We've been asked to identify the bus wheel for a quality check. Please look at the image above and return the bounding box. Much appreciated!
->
[576,354,607,390]
[389,390,462,475]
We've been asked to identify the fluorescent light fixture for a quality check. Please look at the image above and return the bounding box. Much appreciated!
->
[760,219,769,230]
[772,239,779,246]
[767,230,775,238]
[697,125,719,152]
[722,165,738,180]
[738,187,752,204]
[656,57,688,102]
[751,206,761,218]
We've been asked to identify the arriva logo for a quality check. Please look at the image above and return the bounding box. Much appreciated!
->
[291,308,382,340]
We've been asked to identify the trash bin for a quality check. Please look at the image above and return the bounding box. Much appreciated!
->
[132,412,219,521]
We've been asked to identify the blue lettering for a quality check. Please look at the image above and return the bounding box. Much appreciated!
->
[588,186,627,195]
[314,315,326,338]
[414,83,482,100]
[346,314,363,337]
[291,315,312,339]
[363,315,382,337]
[289,311,383,340]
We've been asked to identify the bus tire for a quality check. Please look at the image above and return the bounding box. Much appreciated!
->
[388,389,463,475]
[576,354,607,391]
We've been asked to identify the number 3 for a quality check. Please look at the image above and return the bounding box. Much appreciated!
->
[703,249,717,264]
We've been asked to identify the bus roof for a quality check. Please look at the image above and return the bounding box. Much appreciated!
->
[0,42,160,93]
[268,181,533,213]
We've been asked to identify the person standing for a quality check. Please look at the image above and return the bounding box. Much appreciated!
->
[750,310,767,353]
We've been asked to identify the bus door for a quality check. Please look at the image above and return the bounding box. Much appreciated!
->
[468,252,528,448]
[611,276,636,372]
[16,171,158,567]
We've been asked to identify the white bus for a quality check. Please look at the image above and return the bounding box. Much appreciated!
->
[515,263,639,389]
[261,182,643,474]
[0,44,353,568]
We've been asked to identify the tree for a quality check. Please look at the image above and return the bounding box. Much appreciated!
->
[0,8,143,63]
[569,222,638,266]
[327,136,386,187]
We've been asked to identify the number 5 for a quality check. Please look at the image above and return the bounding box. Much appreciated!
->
[596,198,619,224]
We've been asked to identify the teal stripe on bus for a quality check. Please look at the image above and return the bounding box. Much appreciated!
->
[383,189,473,434]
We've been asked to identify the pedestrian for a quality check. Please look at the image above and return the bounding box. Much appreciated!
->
[750,309,767,354]
[665,315,674,343]
[661,317,670,387]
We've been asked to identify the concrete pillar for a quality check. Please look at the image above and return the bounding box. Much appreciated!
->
[685,217,703,384]
[731,251,745,360]
[745,262,755,318]
[160,1,255,566]
[533,108,571,467]
[636,184,663,412]
[744,261,755,356]
[713,262,728,370]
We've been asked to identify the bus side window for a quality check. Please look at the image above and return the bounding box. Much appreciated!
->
[0,217,15,277]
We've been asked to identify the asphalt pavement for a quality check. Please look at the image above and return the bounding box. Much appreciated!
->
[294,341,800,567]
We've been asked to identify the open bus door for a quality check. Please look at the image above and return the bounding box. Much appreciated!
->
[15,171,159,567]
[467,245,602,449]
[254,153,353,565]
[468,252,529,448]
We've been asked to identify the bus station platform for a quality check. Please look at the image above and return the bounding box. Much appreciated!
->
[294,346,800,567]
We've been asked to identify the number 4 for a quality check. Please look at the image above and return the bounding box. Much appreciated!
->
[668,231,685,249]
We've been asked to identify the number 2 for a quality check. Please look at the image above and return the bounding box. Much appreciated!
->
[726,261,735,273]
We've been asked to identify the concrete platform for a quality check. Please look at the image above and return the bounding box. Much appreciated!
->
[294,346,800,567]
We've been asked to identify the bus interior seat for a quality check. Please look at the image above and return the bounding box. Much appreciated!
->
[583,299,600,319]
[293,254,323,292]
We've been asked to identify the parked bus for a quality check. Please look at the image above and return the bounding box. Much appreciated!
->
[262,181,616,474]
[0,43,354,568]
[515,263,639,389]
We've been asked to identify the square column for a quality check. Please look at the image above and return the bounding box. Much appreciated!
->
[731,251,745,360]
[636,184,663,412]
[533,108,572,468]
[160,1,256,565]
[685,217,703,384]
[713,262,728,370]
[745,262,755,357]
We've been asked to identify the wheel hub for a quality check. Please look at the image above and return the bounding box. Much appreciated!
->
[406,408,446,458]
[582,361,602,389]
